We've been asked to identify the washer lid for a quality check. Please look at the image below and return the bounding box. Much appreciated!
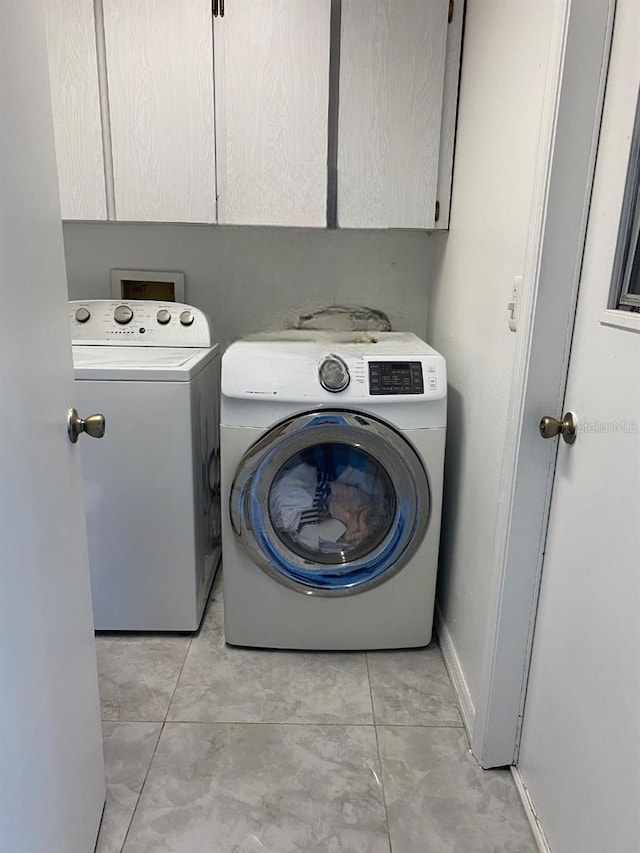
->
[72,344,218,381]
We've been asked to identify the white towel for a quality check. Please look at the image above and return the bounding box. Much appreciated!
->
[269,463,317,532]
[297,518,347,551]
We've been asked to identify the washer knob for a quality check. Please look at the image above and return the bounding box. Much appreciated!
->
[156,308,171,325]
[179,310,194,327]
[75,307,90,324]
[114,304,133,325]
[319,355,350,393]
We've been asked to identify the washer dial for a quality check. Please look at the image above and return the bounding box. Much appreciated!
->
[114,304,133,325]
[179,310,194,327]
[319,355,350,393]
[156,308,171,325]
[74,307,90,323]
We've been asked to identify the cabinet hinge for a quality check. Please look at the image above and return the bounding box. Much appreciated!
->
[448,0,454,23]
[435,200,441,222]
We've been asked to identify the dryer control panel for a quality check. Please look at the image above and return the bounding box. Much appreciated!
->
[69,300,211,347]
[368,361,424,395]
[222,332,446,404]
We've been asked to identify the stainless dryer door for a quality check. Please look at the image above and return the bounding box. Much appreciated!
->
[230,410,430,595]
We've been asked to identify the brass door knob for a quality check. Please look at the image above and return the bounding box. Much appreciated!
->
[539,412,576,445]
[67,408,106,444]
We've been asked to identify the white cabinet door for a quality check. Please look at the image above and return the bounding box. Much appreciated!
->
[46,0,107,220]
[338,0,449,229]
[103,0,216,222]
[215,0,331,227]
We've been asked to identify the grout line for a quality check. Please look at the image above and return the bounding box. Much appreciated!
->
[365,652,376,725]
[102,718,466,728]
[161,719,376,727]
[164,628,195,722]
[367,655,394,853]
[117,721,164,853]
[374,725,394,853]
[116,633,193,852]
[367,721,465,729]
[151,720,466,727]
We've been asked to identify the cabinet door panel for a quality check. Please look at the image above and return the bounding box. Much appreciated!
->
[46,0,107,220]
[338,0,449,229]
[434,0,464,229]
[215,0,331,227]
[103,0,216,223]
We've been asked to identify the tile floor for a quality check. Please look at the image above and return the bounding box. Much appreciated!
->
[95,569,538,853]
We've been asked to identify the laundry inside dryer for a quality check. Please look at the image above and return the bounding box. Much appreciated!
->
[268,442,396,564]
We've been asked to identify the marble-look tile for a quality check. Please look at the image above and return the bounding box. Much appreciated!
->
[96,723,163,853]
[168,608,373,724]
[123,722,390,853]
[378,727,537,853]
[367,644,463,726]
[97,635,190,722]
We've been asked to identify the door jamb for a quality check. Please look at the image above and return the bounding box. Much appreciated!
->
[470,0,616,768]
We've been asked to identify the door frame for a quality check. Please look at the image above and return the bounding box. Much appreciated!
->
[470,0,616,768]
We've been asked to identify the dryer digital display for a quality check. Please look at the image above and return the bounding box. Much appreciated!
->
[368,361,424,395]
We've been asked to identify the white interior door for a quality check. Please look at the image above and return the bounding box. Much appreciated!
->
[516,6,640,852]
[0,4,105,852]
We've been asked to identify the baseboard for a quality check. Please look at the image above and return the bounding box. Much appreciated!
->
[434,603,475,738]
[511,766,552,853]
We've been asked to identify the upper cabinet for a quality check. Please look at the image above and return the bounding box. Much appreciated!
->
[103,0,216,222]
[214,1,331,227]
[338,0,449,229]
[46,0,462,229]
[46,0,107,220]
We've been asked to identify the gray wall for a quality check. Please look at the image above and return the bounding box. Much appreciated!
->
[62,223,436,346]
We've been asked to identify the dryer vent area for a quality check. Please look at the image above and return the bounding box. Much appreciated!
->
[268,443,396,565]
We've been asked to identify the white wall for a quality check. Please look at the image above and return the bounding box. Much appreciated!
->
[427,0,560,718]
[62,223,435,346]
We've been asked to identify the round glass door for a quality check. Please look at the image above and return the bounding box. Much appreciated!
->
[268,442,397,567]
[230,411,430,595]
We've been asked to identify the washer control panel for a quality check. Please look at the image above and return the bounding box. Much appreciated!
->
[69,300,211,346]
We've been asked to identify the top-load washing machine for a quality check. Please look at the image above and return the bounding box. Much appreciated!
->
[70,300,221,631]
[220,330,446,650]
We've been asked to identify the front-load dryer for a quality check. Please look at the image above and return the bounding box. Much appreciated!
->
[220,331,446,650]
[70,300,221,631]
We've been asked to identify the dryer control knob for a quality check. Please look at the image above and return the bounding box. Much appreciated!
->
[156,308,171,325]
[75,307,90,323]
[114,304,133,325]
[319,355,350,393]
[180,310,194,327]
